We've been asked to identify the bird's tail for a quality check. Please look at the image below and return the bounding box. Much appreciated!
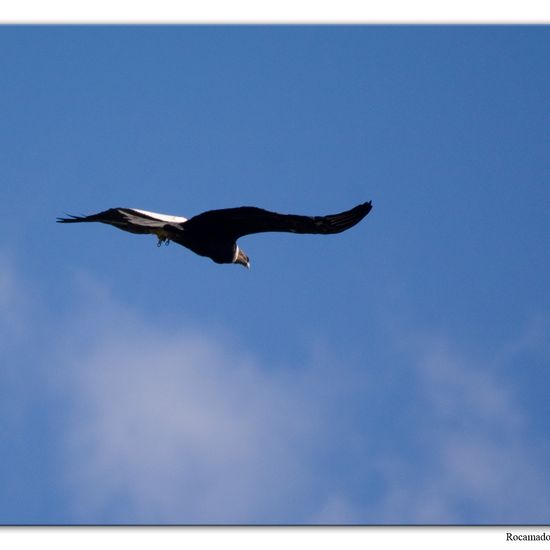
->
[56,214,89,223]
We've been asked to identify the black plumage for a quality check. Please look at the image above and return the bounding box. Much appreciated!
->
[57,201,373,268]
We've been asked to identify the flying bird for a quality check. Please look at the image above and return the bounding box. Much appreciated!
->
[57,201,373,268]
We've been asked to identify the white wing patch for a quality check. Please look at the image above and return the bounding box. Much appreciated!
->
[131,208,188,224]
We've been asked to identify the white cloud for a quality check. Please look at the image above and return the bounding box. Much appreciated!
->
[313,496,361,524]
[54,282,550,524]
[3,263,550,524]
[0,253,28,343]
[0,252,34,436]
[58,289,550,524]
[372,334,550,523]
[58,283,321,523]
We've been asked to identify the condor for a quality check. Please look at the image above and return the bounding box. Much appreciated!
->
[57,201,373,269]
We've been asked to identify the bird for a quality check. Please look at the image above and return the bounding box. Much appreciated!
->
[57,201,373,269]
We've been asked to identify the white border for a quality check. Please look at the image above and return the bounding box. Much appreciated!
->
[1,526,549,550]
[1,0,550,23]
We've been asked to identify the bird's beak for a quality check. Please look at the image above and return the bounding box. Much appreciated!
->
[236,248,250,269]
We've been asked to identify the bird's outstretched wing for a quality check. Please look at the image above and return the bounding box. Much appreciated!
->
[56,208,186,235]
[184,201,372,240]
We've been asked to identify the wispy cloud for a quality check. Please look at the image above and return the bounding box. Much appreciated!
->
[372,332,550,523]
[2,263,549,524]
[0,252,35,440]
[57,283,550,524]
[57,278,321,523]
[0,253,29,344]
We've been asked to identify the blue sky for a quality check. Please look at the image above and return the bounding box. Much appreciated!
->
[0,25,549,524]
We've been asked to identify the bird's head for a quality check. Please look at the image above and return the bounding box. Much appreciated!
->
[235,246,250,269]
